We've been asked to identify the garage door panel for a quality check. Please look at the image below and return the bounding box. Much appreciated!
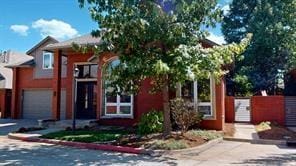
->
[23,90,66,120]
[23,90,52,119]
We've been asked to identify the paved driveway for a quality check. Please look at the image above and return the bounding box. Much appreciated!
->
[0,137,295,166]
[0,119,38,135]
[170,140,296,166]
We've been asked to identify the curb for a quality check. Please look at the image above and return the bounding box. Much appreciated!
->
[8,133,147,155]
[148,137,223,156]
[223,137,251,143]
[251,139,287,145]
[223,137,287,145]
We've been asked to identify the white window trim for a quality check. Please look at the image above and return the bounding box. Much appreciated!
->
[104,93,134,117]
[196,77,215,118]
[177,76,216,119]
[42,52,53,69]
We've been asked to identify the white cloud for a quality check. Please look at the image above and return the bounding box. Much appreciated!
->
[222,5,230,15]
[32,19,79,40]
[207,32,226,45]
[10,25,29,36]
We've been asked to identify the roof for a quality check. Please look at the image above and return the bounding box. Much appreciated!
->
[0,50,33,89]
[26,36,59,55]
[43,34,219,52]
[44,34,102,51]
[203,38,220,46]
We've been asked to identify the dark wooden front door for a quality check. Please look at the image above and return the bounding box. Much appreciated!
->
[76,81,97,119]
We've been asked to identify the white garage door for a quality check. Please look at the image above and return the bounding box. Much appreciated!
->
[22,89,66,120]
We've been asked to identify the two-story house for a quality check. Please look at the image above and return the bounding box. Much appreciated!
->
[9,34,226,130]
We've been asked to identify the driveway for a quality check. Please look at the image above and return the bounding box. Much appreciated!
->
[0,119,38,135]
[0,137,295,165]
[170,140,296,165]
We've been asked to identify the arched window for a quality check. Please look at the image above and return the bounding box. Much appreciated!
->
[102,59,133,117]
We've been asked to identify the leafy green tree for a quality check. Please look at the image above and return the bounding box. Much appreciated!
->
[78,0,250,135]
[222,0,257,43]
[223,0,296,94]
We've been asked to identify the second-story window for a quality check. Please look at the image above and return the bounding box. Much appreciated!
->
[43,51,54,69]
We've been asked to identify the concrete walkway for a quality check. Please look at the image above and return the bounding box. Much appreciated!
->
[225,123,259,142]
[234,123,259,140]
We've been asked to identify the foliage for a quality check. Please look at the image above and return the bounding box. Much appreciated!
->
[138,110,163,135]
[187,130,222,140]
[233,73,253,96]
[41,130,128,143]
[223,0,296,93]
[151,139,189,150]
[170,98,203,134]
[255,121,271,132]
[77,0,251,135]
[222,0,257,43]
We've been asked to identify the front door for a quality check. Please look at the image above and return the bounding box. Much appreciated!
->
[76,81,97,119]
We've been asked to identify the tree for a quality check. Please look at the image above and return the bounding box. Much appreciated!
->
[77,0,250,135]
[222,0,296,94]
[222,0,257,43]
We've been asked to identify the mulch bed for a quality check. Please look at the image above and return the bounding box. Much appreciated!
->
[112,132,207,149]
[256,125,296,140]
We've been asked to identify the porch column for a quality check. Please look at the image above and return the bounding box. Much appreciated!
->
[52,49,62,120]
[11,68,18,119]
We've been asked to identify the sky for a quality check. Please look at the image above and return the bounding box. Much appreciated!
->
[0,0,231,53]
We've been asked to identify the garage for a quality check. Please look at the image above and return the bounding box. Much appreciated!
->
[22,89,66,120]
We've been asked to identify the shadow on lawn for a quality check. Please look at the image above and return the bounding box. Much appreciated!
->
[0,142,177,165]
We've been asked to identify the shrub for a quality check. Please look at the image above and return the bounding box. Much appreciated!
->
[188,130,222,140]
[170,98,203,135]
[152,139,189,150]
[138,110,163,135]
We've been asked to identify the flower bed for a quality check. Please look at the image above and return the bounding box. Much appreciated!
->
[255,121,296,140]
[41,127,222,150]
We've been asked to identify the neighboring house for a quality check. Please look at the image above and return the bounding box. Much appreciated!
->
[9,34,226,130]
[0,50,33,118]
[8,36,68,120]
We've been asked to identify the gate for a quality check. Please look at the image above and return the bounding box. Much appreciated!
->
[235,98,251,122]
[285,96,296,126]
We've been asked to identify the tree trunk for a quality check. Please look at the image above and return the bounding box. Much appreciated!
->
[162,75,172,136]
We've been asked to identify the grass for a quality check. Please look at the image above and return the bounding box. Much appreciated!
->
[151,139,189,150]
[41,130,128,143]
[187,130,222,140]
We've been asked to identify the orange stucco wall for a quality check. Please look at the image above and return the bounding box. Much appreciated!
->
[200,79,226,130]
[251,96,285,125]
[0,89,7,118]
[225,96,235,123]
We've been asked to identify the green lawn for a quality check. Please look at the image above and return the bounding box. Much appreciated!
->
[41,130,128,143]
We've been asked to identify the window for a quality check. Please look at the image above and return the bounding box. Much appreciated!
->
[43,52,54,69]
[103,59,133,117]
[180,77,215,117]
[77,64,98,78]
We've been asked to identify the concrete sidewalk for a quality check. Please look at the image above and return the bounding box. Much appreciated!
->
[224,123,287,145]
[233,123,259,141]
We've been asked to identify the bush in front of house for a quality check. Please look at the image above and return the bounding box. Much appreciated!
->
[170,98,203,135]
[138,110,163,135]
[151,139,189,150]
[188,130,222,141]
